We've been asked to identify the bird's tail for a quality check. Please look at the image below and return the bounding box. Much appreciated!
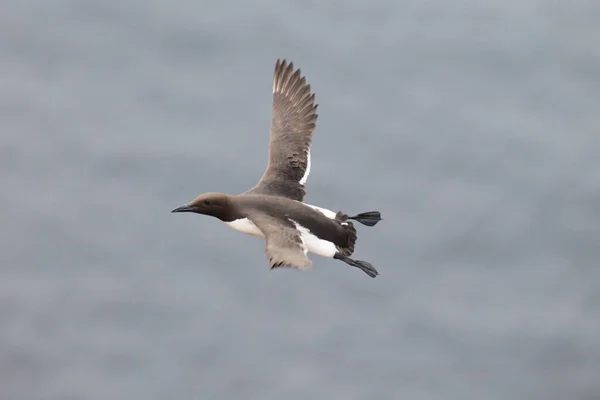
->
[335,220,357,257]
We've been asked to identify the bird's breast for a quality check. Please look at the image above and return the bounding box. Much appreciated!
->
[225,218,264,238]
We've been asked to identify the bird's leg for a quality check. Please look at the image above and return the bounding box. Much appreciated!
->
[347,211,382,227]
[334,253,379,278]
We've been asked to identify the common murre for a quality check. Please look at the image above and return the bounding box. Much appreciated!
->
[172,59,382,278]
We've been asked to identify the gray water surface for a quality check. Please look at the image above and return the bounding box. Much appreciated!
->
[2,1,599,399]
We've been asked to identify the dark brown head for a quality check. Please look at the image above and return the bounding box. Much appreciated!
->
[171,192,239,222]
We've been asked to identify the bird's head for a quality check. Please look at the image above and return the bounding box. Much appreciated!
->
[171,192,236,221]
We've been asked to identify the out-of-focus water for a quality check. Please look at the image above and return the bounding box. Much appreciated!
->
[1,1,599,399]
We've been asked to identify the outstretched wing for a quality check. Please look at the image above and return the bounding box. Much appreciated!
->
[245,59,318,201]
[247,211,312,271]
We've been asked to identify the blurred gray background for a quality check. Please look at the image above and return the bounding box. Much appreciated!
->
[1,1,599,399]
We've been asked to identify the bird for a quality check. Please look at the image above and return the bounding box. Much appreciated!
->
[171,59,382,278]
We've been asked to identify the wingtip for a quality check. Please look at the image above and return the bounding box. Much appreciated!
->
[272,58,315,106]
[275,58,285,71]
[274,58,293,73]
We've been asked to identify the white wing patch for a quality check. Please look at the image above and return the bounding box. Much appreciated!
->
[290,219,337,258]
[299,149,311,185]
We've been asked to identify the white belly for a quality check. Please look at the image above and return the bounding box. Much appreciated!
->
[294,222,337,258]
[297,203,341,257]
[225,218,264,238]
[225,216,338,259]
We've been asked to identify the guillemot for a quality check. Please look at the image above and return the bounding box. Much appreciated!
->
[172,59,382,278]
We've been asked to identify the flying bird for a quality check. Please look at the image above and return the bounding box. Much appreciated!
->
[172,59,382,277]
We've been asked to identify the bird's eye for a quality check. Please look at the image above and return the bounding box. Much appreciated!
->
[203,200,211,206]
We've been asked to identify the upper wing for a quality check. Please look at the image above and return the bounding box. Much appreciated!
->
[247,211,312,271]
[244,59,318,201]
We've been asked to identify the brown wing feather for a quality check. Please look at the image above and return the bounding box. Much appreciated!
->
[245,59,318,201]
[247,211,312,271]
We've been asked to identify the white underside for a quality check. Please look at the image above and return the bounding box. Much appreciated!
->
[301,202,336,219]
[299,202,349,226]
[225,218,264,238]
[291,220,337,258]
[224,202,339,259]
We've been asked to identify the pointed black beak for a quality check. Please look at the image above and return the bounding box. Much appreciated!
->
[171,205,196,213]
